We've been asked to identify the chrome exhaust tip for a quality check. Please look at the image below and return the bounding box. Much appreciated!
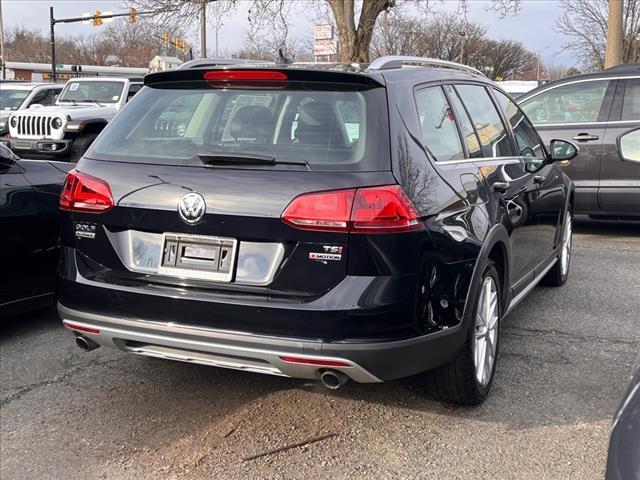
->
[320,370,349,390]
[75,335,100,352]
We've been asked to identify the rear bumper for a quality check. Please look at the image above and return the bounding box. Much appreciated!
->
[58,302,466,383]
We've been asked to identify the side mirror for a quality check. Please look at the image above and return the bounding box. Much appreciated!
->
[549,139,578,162]
[0,144,19,168]
[617,128,640,163]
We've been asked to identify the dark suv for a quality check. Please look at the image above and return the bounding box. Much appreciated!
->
[519,64,640,220]
[57,56,577,405]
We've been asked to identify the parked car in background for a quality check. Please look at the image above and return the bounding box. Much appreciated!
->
[57,57,577,405]
[606,352,640,480]
[0,145,73,318]
[519,64,640,221]
[2,77,143,162]
[496,80,541,98]
[0,82,63,136]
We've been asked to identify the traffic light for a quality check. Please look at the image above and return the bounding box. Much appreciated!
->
[93,10,103,26]
[129,7,137,23]
[162,32,170,45]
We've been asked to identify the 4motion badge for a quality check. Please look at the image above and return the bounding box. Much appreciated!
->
[74,222,97,239]
[309,245,344,263]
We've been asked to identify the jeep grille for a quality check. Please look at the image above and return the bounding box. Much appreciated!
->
[12,114,54,138]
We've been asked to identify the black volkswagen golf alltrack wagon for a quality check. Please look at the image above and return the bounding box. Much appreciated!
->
[58,56,577,405]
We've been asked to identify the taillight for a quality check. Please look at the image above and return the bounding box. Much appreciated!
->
[59,169,114,213]
[282,185,422,233]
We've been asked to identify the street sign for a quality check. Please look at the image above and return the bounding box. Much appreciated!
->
[314,24,333,41]
[314,39,338,56]
[56,64,65,69]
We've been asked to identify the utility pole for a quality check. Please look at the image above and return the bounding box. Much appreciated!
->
[0,0,6,79]
[50,6,56,82]
[605,0,624,68]
[459,30,466,64]
[200,0,207,58]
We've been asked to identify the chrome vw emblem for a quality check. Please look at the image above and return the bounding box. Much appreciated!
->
[178,192,206,225]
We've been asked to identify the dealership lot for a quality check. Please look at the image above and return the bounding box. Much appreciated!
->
[1,220,639,480]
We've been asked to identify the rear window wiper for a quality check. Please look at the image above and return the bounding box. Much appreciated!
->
[196,152,310,169]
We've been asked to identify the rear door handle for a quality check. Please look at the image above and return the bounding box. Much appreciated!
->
[492,182,510,193]
[572,133,599,141]
[533,175,545,185]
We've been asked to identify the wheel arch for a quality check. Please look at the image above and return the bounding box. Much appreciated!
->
[462,224,511,330]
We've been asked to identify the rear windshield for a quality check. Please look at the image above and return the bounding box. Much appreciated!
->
[87,83,390,171]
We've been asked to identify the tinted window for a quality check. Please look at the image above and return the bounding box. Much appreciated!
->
[493,89,545,160]
[414,86,464,161]
[127,84,142,101]
[521,80,610,125]
[88,85,390,171]
[621,78,640,121]
[29,89,49,106]
[443,85,482,158]
[455,84,514,157]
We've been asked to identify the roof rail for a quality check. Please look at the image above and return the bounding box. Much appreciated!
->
[368,56,484,76]
[178,58,273,70]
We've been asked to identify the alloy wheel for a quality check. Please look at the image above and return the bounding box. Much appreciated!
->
[473,276,499,387]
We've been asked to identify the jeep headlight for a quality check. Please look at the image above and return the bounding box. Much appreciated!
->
[10,116,18,128]
[51,117,64,129]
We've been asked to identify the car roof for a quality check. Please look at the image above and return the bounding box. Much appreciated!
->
[519,64,640,101]
[149,56,489,89]
[0,82,64,91]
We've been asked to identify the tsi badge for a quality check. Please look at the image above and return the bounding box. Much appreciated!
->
[309,245,343,263]
[178,192,206,225]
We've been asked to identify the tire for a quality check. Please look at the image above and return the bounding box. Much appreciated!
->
[420,262,502,406]
[542,208,572,287]
[69,133,98,162]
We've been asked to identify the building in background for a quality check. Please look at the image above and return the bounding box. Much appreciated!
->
[4,61,147,82]
[148,56,183,73]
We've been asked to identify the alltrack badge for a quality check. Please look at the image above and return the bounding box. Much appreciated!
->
[178,192,206,225]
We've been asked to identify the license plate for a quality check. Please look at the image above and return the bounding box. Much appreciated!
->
[158,233,237,282]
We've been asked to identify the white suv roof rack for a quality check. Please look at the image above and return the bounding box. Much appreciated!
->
[368,56,484,76]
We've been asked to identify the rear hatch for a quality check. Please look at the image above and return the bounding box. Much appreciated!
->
[62,67,407,297]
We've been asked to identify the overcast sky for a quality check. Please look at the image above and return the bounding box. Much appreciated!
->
[1,0,577,66]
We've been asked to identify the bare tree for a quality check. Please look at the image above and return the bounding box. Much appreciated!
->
[557,0,640,71]
[133,0,524,63]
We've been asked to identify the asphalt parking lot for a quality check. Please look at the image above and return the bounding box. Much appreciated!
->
[1,220,639,480]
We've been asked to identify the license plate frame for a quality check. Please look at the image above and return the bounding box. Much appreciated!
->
[157,233,238,282]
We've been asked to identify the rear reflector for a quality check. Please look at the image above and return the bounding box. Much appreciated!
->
[282,185,422,233]
[279,356,353,368]
[63,322,100,335]
[59,169,114,213]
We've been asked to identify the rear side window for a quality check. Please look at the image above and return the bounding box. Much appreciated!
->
[455,84,514,158]
[493,89,546,160]
[443,85,482,158]
[521,80,610,125]
[88,84,390,171]
[621,78,640,121]
[414,86,464,162]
